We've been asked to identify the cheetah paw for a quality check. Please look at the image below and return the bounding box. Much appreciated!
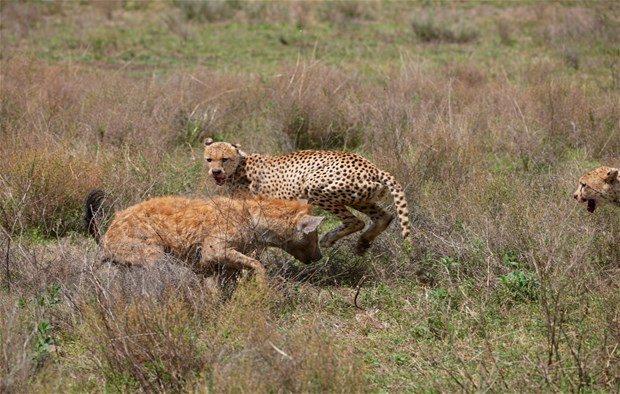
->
[355,240,370,255]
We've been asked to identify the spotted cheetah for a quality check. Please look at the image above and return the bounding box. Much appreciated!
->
[573,166,619,213]
[203,138,411,254]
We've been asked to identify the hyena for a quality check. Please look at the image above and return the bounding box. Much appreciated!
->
[84,190,324,281]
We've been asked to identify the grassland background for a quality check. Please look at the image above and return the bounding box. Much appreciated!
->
[1,0,619,392]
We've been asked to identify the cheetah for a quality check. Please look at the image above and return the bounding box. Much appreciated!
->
[573,166,619,213]
[203,138,411,254]
[84,190,324,281]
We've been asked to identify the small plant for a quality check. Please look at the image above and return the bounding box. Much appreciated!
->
[501,251,522,269]
[35,320,54,361]
[37,284,61,307]
[499,270,539,302]
[391,352,410,366]
[174,109,217,147]
[281,103,361,151]
[427,314,449,339]
[430,287,449,301]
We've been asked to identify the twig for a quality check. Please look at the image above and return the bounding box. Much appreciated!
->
[354,275,367,310]
[4,235,10,293]
[269,341,293,360]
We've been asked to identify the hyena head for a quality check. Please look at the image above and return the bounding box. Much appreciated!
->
[284,213,324,263]
[250,199,324,264]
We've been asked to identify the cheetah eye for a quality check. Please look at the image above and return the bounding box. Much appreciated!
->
[222,158,229,163]
[206,158,212,163]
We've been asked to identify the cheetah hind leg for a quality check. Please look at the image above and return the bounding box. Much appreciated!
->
[353,203,394,255]
[319,205,365,249]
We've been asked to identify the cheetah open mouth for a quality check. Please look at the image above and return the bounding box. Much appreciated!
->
[586,199,596,213]
[213,174,226,186]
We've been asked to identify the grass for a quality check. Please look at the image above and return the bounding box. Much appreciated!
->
[1,1,619,392]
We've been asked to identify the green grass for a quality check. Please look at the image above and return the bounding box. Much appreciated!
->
[3,1,615,85]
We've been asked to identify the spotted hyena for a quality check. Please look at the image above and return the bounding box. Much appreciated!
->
[84,190,324,281]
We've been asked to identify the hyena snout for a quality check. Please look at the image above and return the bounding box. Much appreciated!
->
[285,215,324,263]
[288,242,322,264]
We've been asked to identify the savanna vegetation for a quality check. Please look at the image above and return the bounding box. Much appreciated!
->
[1,1,618,392]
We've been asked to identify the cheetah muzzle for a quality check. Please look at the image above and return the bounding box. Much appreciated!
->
[213,173,227,186]
[573,166,620,214]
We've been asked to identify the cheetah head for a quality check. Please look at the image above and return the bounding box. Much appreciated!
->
[203,138,246,186]
[573,166,620,213]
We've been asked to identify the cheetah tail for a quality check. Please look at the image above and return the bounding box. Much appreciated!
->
[84,189,110,244]
[378,172,411,241]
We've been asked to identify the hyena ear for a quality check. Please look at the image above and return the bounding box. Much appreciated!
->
[297,215,324,234]
[604,169,618,183]
[204,138,214,146]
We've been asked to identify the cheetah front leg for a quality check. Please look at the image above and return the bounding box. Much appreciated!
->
[316,203,365,248]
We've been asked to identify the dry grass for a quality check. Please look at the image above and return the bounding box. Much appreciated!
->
[0,242,364,392]
[1,1,619,392]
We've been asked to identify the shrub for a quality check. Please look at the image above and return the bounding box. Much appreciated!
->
[173,0,242,22]
[0,145,107,237]
[496,18,515,46]
[411,15,479,43]
[269,63,363,150]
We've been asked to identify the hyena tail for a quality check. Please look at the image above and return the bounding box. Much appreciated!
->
[84,189,109,244]
[378,171,411,241]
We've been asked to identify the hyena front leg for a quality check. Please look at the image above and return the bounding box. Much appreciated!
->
[200,240,267,283]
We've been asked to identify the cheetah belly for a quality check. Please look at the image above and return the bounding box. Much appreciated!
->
[304,170,387,205]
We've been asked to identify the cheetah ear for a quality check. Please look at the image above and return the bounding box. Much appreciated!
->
[204,138,214,146]
[233,143,247,158]
[297,215,324,234]
[604,169,618,183]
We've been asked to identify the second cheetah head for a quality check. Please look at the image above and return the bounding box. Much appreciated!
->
[573,166,620,213]
[203,138,246,186]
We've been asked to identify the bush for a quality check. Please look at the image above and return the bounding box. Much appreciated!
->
[411,15,479,43]
[0,146,107,237]
[269,64,363,150]
[173,0,242,22]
